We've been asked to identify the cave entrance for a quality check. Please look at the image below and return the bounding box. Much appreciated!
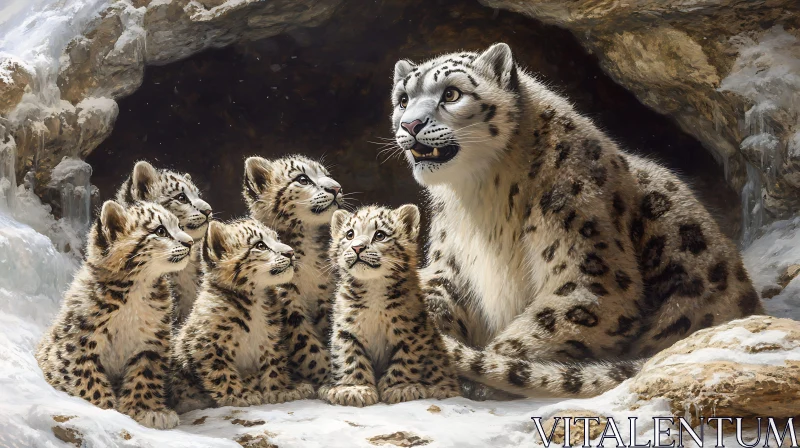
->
[87,0,740,238]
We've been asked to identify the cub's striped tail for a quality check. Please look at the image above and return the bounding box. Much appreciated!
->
[446,337,645,398]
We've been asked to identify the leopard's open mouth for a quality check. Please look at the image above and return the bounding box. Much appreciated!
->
[409,142,460,164]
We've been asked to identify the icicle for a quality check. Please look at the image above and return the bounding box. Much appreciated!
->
[740,162,764,248]
[49,157,93,235]
[0,136,18,212]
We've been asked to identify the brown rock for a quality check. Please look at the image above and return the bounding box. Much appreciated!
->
[0,60,33,116]
[778,264,800,288]
[236,431,278,448]
[52,426,83,447]
[426,405,441,414]
[761,286,783,299]
[540,411,607,447]
[629,315,800,425]
[482,0,800,218]
[231,418,266,427]
[368,431,432,447]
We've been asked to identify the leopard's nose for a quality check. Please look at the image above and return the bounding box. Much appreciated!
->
[401,119,426,137]
[325,186,341,197]
[351,244,365,255]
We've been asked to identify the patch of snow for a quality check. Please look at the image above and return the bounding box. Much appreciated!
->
[658,346,800,367]
[708,327,788,348]
[742,216,800,319]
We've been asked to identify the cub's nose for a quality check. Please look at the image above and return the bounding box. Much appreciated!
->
[200,208,212,217]
[401,119,426,137]
[281,249,295,259]
[351,244,365,255]
[325,186,341,197]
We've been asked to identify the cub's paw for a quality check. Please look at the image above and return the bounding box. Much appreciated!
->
[261,385,309,404]
[241,390,263,406]
[325,385,379,407]
[216,395,251,408]
[293,382,316,399]
[426,384,461,399]
[380,384,427,404]
[133,409,180,429]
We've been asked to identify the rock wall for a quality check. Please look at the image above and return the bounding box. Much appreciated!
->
[4,0,795,238]
[481,0,800,230]
[85,0,740,239]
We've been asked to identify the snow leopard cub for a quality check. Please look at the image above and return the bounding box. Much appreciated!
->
[243,155,342,387]
[172,218,314,413]
[322,205,460,407]
[37,200,193,429]
[116,161,212,325]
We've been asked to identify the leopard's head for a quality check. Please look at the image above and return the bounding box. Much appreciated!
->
[243,155,343,227]
[391,43,520,186]
[117,161,212,241]
[201,218,295,291]
[88,200,193,278]
[330,204,419,281]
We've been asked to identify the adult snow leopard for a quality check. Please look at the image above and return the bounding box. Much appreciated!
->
[116,161,212,325]
[390,43,762,398]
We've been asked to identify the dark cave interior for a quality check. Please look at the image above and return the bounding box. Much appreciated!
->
[87,0,742,239]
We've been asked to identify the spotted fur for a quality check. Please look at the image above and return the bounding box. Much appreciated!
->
[36,201,193,429]
[321,205,460,407]
[116,161,212,325]
[171,218,314,413]
[391,43,763,398]
[243,155,341,387]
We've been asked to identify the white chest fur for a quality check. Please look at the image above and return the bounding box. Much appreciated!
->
[232,306,281,378]
[437,188,539,341]
[352,291,392,376]
[98,283,165,380]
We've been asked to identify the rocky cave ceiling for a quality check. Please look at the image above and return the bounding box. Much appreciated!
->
[85,0,742,238]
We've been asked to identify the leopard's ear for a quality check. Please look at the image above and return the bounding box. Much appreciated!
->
[330,209,352,237]
[243,156,272,200]
[203,220,232,263]
[100,200,128,242]
[394,59,416,86]
[393,204,420,241]
[184,173,192,182]
[472,43,516,90]
[131,161,159,200]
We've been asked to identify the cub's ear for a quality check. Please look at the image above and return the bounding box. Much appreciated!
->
[243,157,272,200]
[100,200,128,242]
[472,43,516,90]
[330,209,352,236]
[184,173,192,182]
[204,220,231,263]
[393,204,420,240]
[393,59,416,86]
[131,161,159,200]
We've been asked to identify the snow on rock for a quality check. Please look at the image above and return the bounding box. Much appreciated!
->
[742,216,800,319]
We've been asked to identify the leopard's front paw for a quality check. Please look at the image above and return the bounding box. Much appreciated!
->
[426,384,461,399]
[293,382,316,399]
[216,394,251,408]
[132,409,180,429]
[325,385,379,407]
[380,383,427,404]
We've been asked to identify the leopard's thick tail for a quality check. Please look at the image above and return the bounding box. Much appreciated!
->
[446,337,645,398]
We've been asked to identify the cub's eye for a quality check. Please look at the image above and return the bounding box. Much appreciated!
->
[254,241,268,251]
[346,229,354,240]
[154,226,168,238]
[399,93,409,109]
[295,174,311,186]
[373,230,386,242]
[443,87,461,103]
[176,193,189,204]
